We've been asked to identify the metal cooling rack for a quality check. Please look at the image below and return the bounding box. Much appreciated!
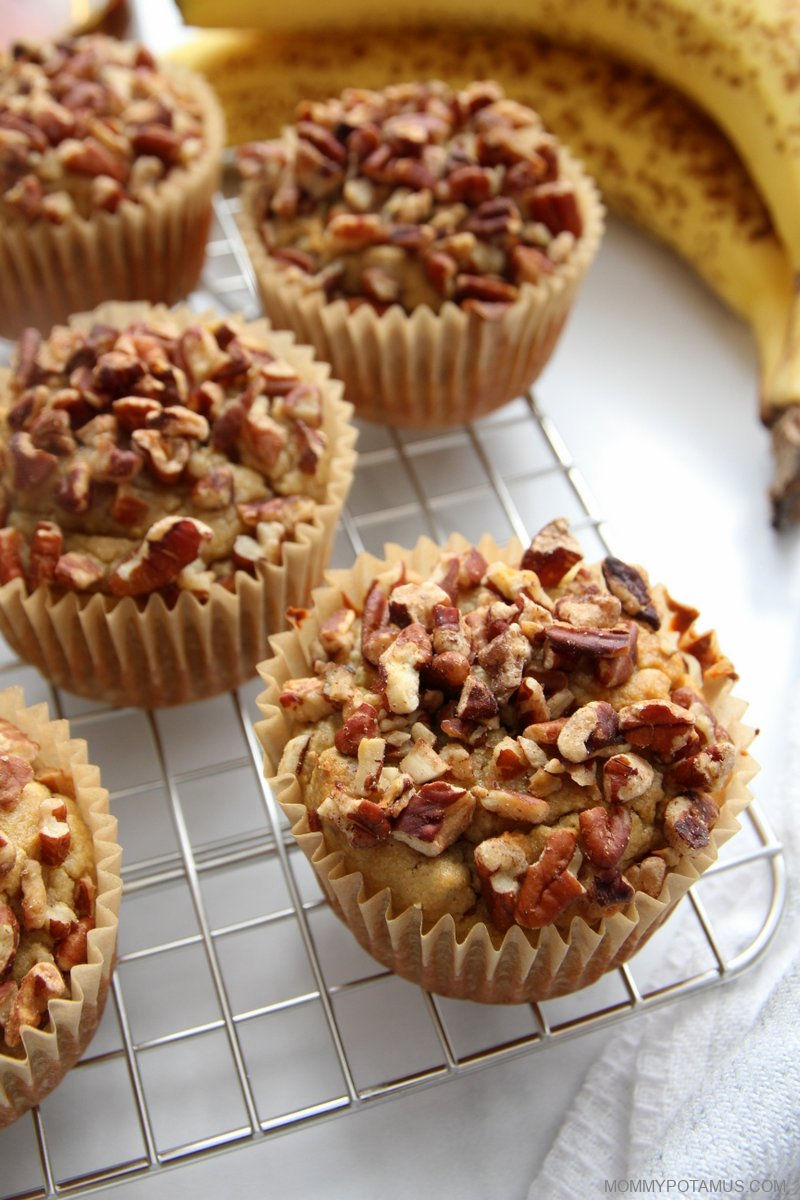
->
[0,191,786,1200]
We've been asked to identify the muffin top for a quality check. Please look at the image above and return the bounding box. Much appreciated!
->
[277,520,741,939]
[0,307,335,600]
[0,717,95,1053]
[238,80,592,318]
[0,34,211,226]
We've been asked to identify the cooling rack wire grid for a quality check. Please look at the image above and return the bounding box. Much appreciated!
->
[0,187,786,1200]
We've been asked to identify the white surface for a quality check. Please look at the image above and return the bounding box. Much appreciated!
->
[0,212,795,1199]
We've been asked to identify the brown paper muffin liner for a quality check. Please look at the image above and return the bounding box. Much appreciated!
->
[0,65,225,341]
[0,687,121,1127]
[239,151,604,427]
[0,302,358,709]
[256,534,758,1004]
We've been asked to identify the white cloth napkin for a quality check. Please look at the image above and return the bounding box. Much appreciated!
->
[528,702,800,1196]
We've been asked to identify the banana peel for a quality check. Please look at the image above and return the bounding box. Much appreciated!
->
[169,25,800,525]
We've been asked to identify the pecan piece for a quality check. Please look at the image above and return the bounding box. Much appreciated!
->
[425,650,470,691]
[0,721,38,761]
[10,432,57,490]
[0,754,34,809]
[474,835,529,932]
[579,804,632,869]
[131,123,181,163]
[28,521,63,588]
[554,590,622,629]
[54,916,94,972]
[669,739,736,790]
[0,902,19,975]
[515,829,584,929]
[392,780,473,857]
[663,791,719,855]
[0,528,26,585]
[191,466,234,511]
[398,739,448,785]
[131,428,189,483]
[602,753,655,804]
[529,181,582,237]
[334,702,379,757]
[29,408,76,456]
[55,461,92,514]
[147,404,210,442]
[456,673,498,721]
[279,676,335,722]
[557,701,620,763]
[3,962,66,1049]
[107,516,212,597]
[478,624,531,697]
[618,699,698,763]
[602,556,660,629]
[520,516,584,580]
[585,870,635,914]
[625,855,668,898]
[379,622,431,714]
[545,621,639,688]
[92,350,145,395]
[477,787,550,824]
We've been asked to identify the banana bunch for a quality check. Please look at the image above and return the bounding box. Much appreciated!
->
[170,9,800,525]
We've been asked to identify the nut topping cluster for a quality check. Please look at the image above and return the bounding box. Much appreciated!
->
[239,80,587,319]
[0,35,207,224]
[0,718,95,1052]
[0,313,330,599]
[278,519,740,936]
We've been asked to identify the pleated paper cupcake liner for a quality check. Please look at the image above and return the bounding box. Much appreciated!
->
[256,534,757,1004]
[0,687,121,1127]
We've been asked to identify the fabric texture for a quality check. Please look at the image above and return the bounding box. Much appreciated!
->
[529,676,800,1198]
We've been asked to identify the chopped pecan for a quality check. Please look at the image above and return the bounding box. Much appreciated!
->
[20,859,47,930]
[319,607,357,659]
[54,916,94,972]
[425,651,471,691]
[515,829,584,929]
[669,738,736,790]
[379,622,432,714]
[0,721,38,761]
[2,962,66,1049]
[557,701,620,763]
[353,736,387,795]
[39,805,71,866]
[579,805,632,869]
[0,527,26,585]
[389,581,451,630]
[477,786,550,824]
[584,870,635,913]
[602,753,655,804]
[545,620,639,688]
[10,432,58,490]
[191,466,234,511]
[625,855,668,898]
[55,461,92,513]
[0,902,19,975]
[478,625,531,697]
[554,590,622,629]
[663,791,719,855]
[474,834,529,931]
[107,516,212,597]
[456,672,498,721]
[392,780,474,856]
[0,832,16,876]
[529,181,582,236]
[520,518,583,585]
[279,676,335,722]
[73,875,96,920]
[131,427,189,482]
[492,736,528,778]
[0,754,34,809]
[147,403,209,442]
[29,408,76,456]
[399,738,448,785]
[28,521,63,588]
[516,676,549,725]
[92,350,145,395]
[334,702,379,757]
[602,557,660,629]
[110,486,149,527]
[521,718,567,745]
[618,699,699,763]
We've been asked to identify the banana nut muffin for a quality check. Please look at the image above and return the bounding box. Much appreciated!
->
[238,80,603,425]
[0,34,224,337]
[0,718,98,1051]
[0,303,356,706]
[274,520,742,942]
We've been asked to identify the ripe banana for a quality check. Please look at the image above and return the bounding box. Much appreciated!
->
[170,25,800,519]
